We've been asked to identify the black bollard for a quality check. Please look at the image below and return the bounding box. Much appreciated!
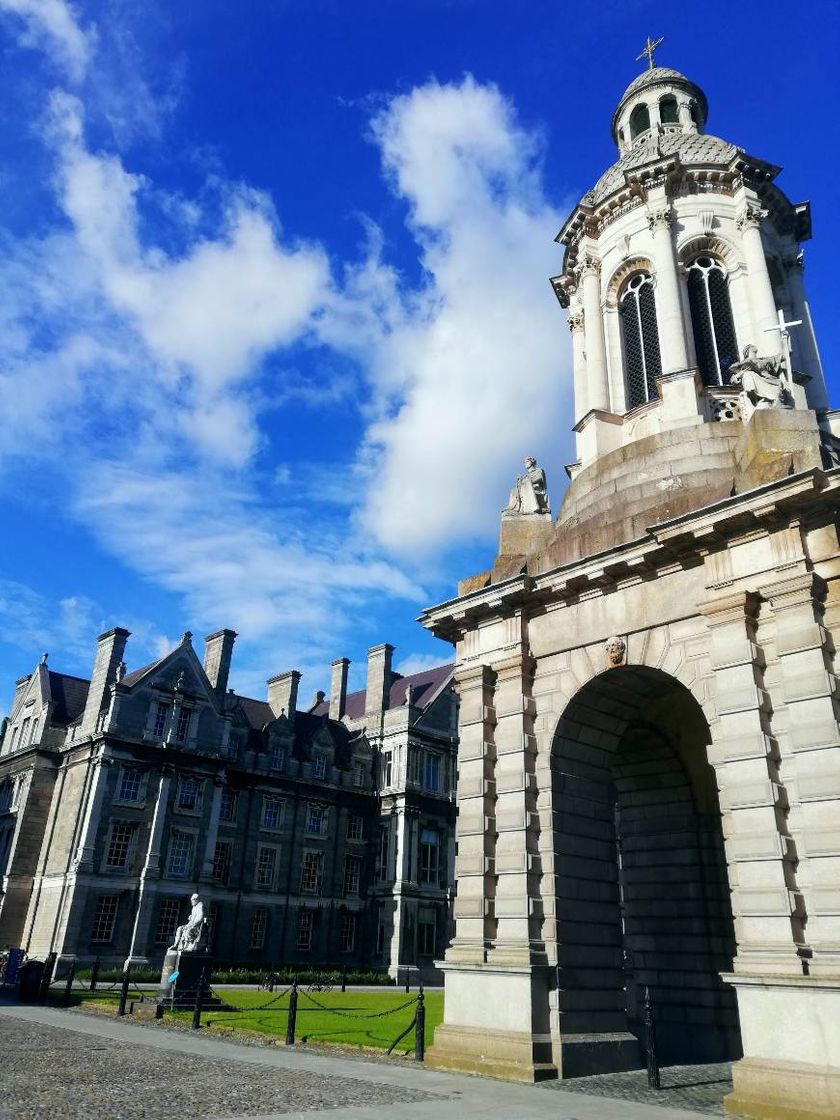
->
[89,957,100,993]
[117,971,130,1017]
[285,980,298,1045]
[191,964,207,1031]
[341,966,347,994]
[63,959,76,1005]
[415,986,425,1063]
[155,1001,164,1020]
[643,986,661,1090]
[404,968,410,994]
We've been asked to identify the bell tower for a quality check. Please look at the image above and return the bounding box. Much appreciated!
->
[551,43,829,480]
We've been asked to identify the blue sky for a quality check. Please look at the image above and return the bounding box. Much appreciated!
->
[1,0,838,709]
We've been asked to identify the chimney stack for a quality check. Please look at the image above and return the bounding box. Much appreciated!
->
[203,629,237,695]
[365,643,394,727]
[329,658,350,720]
[80,628,131,737]
[267,670,301,721]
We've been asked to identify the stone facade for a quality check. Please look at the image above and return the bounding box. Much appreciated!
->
[0,630,455,979]
[420,58,840,1120]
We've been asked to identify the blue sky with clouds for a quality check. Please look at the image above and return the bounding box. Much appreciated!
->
[0,0,838,709]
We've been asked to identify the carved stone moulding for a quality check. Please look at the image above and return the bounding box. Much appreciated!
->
[604,635,627,668]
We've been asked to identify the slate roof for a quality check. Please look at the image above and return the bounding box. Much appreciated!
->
[311,662,454,721]
[121,659,163,688]
[48,672,90,726]
[237,695,274,730]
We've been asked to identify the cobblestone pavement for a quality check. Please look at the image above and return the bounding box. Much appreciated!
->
[544,1062,737,1116]
[0,1002,721,1120]
[0,1017,438,1120]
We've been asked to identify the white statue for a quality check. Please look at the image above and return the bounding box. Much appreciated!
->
[168,892,206,953]
[729,344,792,421]
[504,456,550,515]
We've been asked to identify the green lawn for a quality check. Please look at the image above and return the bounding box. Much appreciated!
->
[71,987,443,1054]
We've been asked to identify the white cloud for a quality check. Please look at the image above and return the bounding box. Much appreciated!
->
[395,651,451,677]
[0,0,91,83]
[324,77,572,555]
[45,91,330,466]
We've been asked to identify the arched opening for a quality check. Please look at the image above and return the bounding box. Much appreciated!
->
[686,256,739,385]
[551,666,741,1074]
[619,272,662,409]
[629,103,650,138]
[659,95,679,124]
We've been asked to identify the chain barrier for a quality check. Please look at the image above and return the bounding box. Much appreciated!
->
[298,988,418,1020]
[207,983,294,1013]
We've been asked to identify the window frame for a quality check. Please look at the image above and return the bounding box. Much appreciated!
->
[255,842,280,891]
[343,854,362,896]
[103,820,137,872]
[300,849,323,894]
[212,838,233,886]
[115,766,145,806]
[249,907,268,950]
[296,908,314,951]
[154,898,182,946]
[90,895,119,943]
[175,776,203,815]
[347,813,364,842]
[166,827,196,879]
[219,787,237,823]
[339,911,356,953]
[261,795,285,832]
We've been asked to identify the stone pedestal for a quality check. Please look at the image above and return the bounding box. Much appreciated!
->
[158,951,221,1010]
[425,962,558,1082]
[724,976,840,1120]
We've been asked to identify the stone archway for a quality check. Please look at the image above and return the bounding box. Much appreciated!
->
[552,664,741,1074]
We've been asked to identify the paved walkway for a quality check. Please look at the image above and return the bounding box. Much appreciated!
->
[0,1001,732,1120]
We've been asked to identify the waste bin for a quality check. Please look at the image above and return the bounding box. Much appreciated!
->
[16,960,46,1002]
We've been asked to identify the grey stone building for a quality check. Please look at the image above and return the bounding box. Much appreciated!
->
[0,628,455,976]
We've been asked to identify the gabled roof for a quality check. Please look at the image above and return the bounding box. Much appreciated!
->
[310,662,454,721]
[121,659,162,688]
[236,695,274,730]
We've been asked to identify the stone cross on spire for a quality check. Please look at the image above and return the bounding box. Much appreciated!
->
[636,35,664,69]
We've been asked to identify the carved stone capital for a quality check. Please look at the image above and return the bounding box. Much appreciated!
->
[736,203,766,232]
[647,205,673,233]
[567,310,584,333]
[577,251,600,280]
[552,272,577,308]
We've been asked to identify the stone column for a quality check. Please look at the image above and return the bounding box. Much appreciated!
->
[647,204,690,373]
[568,306,587,423]
[580,255,610,412]
[125,767,173,966]
[782,253,828,409]
[699,591,803,973]
[199,777,225,882]
[736,201,780,350]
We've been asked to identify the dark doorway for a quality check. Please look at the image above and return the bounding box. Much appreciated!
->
[551,666,741,1071]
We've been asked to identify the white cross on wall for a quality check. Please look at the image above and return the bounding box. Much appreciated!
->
[764,308,802,385]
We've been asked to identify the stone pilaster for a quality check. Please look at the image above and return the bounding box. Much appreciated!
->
[72,754,114,872]
[199,777,225,883]
[445,663,496,964]
[699,590,803,974]
[765,572,840,974]
[125,767,173,966]
[489,652,543,965]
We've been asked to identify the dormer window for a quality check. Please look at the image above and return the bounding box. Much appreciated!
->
[629,103,650,139]
[174,707,192,743]
[659,96,679,124]
[620,272,662,408]
[313,753,327,780]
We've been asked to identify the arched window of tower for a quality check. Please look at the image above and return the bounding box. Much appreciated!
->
[659,95,679,124]
[629,102,650,139]
[686,257,739,386]
[619,272,663,408]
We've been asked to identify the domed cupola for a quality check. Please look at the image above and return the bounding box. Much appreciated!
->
[611,66,708,155]
[550,37,828,485]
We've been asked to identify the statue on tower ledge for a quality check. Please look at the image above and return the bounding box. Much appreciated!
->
[729,343,794,421]
[503,456,550,516]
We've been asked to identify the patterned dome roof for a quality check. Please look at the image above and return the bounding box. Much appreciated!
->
[619,66,691,101]
[588,131,739,204]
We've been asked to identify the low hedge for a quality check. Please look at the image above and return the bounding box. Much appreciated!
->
[74,964,394,986]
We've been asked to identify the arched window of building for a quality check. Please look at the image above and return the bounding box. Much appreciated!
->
[620,272,662,409]
[660,96,679,124]
[629,103,650,138]
[686,256,739,385]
